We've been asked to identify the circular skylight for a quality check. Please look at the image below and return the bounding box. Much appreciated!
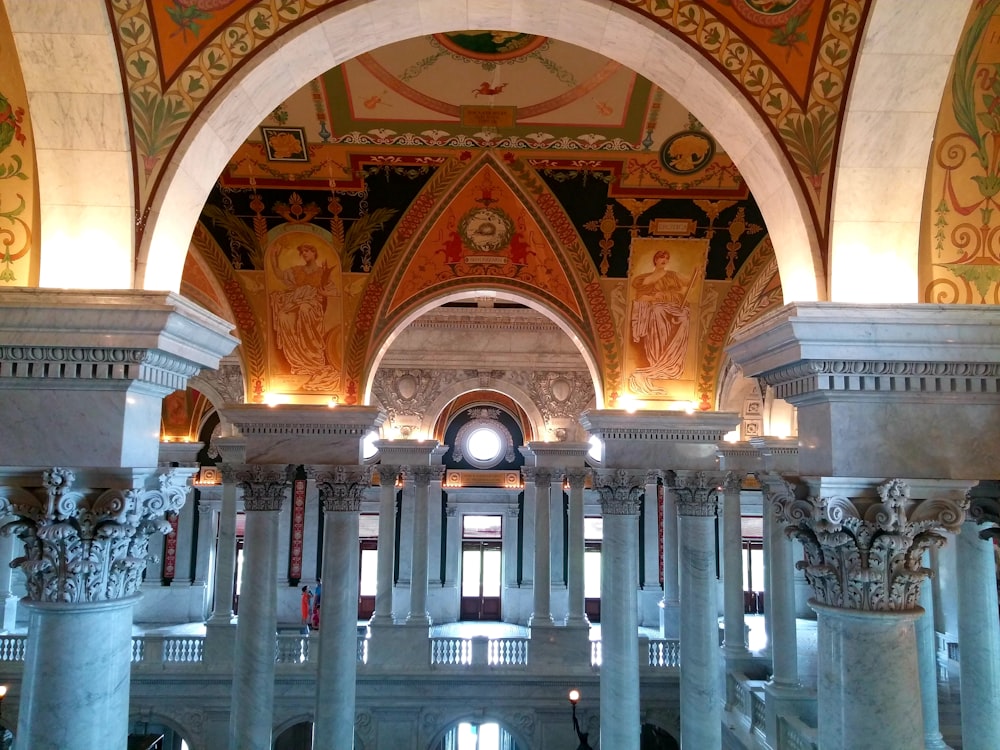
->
[362,430,380,461]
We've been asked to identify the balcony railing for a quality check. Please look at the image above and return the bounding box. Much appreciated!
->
[0,632,684,672]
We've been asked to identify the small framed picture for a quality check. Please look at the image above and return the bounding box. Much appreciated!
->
[261,126,309,162]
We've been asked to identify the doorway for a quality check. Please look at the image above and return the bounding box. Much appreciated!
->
[460,515,502,621]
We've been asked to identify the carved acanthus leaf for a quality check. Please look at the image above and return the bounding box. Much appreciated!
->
[767,476,968,611]
[1,468,192,602]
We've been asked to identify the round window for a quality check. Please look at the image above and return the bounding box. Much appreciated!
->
[465,425,504,467]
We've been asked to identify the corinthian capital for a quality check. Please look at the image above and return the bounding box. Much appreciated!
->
[592,468,644,515]
[776,477,966,612]
[236,465,292,512]
[667,471,721,517]
[0,468,192,603]
[564,468,590,490]
[521,467,555,488]
[314,466,372,512]
[403,465,443,488]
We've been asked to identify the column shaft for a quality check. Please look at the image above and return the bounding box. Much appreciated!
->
[765,493,798,686]
[566,470,588,626]
[679,512,721,749]
[371,468,398,624]
[0,532,17,631]
[314,508,361,748]
[209,480,238,623]
[917,555,949,750]
[601,510,640,750]
[17,597,135,750]
[814,603,922,749]
[721,475,747,657]
[230,508,281,750]
[406,468,432,625]
[955,520,1000,750]
[661,482,680,637]
[531,471,554,627]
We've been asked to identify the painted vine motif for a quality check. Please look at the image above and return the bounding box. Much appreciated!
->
[924,0,1000,304]
[0,10,35,287]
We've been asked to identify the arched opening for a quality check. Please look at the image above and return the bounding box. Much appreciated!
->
[139,1,820,305]
[127,717,192,750]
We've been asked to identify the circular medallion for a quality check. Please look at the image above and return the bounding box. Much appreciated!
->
[732,0,813,28]
[433,32,547,61]
[458,207,515,253]
[659,131,716,175]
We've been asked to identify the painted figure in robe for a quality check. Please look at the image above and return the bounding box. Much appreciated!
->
[629,249,692,393]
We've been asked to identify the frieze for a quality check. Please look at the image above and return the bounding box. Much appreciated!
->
[767,476,967,611]
[592,468,645,515]
[0,468,190,602]
[235,465,292,512]
[314,466,372,513]
[760,359,1000,401]
[0,346,202,394]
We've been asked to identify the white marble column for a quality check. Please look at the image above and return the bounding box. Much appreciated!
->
[502,503,520,614]
[786,479,966,750]
[565,468,589,627]
[593,468,643,750]
[661,474,680,637]
[956,497,1000,750]
[405,465,437,626]
[229,465,289,750]
[759,474,799,689]
[2,468,189,750]
[209,438,244,626]
[0,529,18,632]
[524,466,555,628]
[672,471,722,750]
[193,498,217,619]
[721,472,748,659]
[313,467,369,750]
[370,464,400,625]
[917,552,950,750]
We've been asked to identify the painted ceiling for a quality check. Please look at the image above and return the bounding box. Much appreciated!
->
[100,0,870,410]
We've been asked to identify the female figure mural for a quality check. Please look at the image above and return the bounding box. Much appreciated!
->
[269,241,341,392]
[629,249,694,394]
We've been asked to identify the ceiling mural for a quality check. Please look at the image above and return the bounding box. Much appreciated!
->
[923,0,1000,304]
[188,30,782,407]
[109,0,871,264]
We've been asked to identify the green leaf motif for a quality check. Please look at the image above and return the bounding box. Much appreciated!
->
[778,107,837,180]
[187,76,205,94]
[952,0,1000,168]
[253,11,271,32]
[942,262,1000,301]
[131,54,151,78]
[131,89,190,162]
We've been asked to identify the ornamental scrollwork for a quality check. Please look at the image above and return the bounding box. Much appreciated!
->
[236,465,293,512]
[667,470,720,517]
[0,468,191,602]
[775,477,967,612]
[592,468,644,515]
[314,466,372,512]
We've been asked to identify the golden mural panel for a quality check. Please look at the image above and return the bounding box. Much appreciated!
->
[265,228,344,396]
[624,237,709,403]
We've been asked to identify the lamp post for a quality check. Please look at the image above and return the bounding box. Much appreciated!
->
[0,685,12,750]
[568,689,593,750]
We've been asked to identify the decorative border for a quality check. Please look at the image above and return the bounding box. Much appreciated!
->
[288,476,306,582]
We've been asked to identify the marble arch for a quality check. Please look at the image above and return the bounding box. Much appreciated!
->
[363,288,604,409]
[419,380,549,445]
[137,0,822,302]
